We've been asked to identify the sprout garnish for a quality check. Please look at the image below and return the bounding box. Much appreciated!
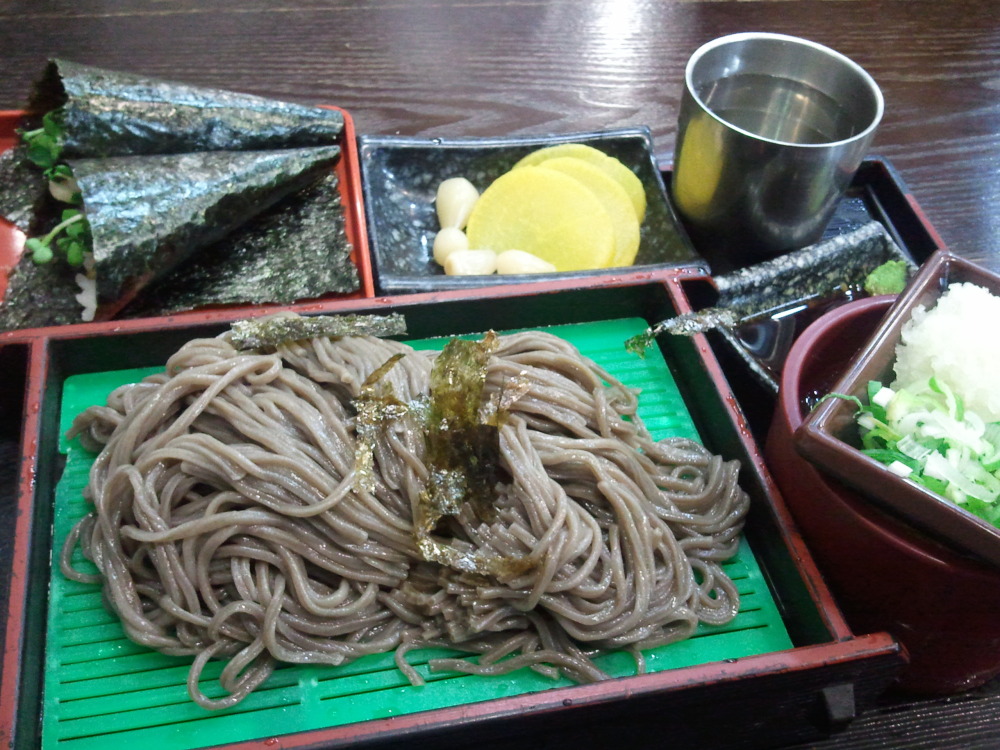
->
[17,109,92,265]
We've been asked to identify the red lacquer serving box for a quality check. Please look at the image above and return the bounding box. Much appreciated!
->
[0,267,905,750]
[0,107,375,316]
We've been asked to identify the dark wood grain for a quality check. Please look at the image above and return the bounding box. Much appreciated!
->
[1,2,1000,748]
[1,0,998,270]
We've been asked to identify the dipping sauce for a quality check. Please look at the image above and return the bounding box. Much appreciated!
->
[732,285,866,388]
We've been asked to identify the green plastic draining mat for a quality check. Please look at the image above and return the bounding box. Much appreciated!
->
[45,317,792,750]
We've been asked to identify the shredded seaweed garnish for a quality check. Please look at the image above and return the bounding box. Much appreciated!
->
[423,332,500,517]
[353,353,410,495]
[229,312,407,350]
[624,329,656,358]
[415,332,534,578]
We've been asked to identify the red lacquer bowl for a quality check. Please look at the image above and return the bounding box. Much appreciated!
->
[766,295,1000,695]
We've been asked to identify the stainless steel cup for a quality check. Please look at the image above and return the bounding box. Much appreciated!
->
[671,32,883,265]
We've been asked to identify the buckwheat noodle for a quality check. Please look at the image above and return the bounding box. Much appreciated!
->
[62,321,749,710]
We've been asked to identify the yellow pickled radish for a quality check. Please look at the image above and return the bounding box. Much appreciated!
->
[466,166,616,272]
[512,143,646,222]
[536,157,640,268]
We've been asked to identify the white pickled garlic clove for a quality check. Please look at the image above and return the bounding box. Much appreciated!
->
[496,249,557,275]
[444,248,497,276]
[432,227,469,266]
[435,177,479,229]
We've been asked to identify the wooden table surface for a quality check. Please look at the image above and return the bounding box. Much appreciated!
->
[1,0,998,271]
[1,1,999,748]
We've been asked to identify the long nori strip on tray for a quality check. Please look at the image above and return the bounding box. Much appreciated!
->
[121,172,357,317]
[29,59,344,158]
[70,144,341,312]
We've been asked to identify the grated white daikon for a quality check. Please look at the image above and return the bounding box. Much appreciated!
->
[893,282,1000,422]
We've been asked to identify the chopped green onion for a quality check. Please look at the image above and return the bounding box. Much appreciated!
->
[887,460,913,478]
[843,377,1000,522]
[872,386,895,409]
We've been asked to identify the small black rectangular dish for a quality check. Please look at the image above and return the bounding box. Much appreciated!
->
[360,128,706,294]
[669,156,944,439]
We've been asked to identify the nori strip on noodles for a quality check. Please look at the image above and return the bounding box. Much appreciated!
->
[27,59,344,158]
[120,172,357,317]
[227,312,407,350]
[70,144,341,312]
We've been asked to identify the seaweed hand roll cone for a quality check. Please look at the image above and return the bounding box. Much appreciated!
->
[31,59,345,158]
[121,171,358,317]
[70,144,341,316]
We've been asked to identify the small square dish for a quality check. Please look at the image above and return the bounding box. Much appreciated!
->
[359,128,705,294]
[795,250,1000,567]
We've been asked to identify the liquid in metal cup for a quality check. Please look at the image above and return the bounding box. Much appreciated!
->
[671,33,883,266]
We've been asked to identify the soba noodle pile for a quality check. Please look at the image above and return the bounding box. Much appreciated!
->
[62,318,750,709]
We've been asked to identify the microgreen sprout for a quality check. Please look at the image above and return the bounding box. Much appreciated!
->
[25,209,92,266]
[17,110,66,179]
[19,110,82,203]
[18,109,91,264]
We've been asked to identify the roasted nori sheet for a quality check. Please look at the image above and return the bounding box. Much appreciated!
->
[121,172,358,317]
[228,312,407,350]
[28,59,345,158]
[1,60,355,333]
[0,146,47,232]
[0,247,86,331]
[70,144,341,310]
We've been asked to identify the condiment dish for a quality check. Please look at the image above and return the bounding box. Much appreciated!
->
[358,128,703,294]
[794,249,1000,567]
[767,293,1000,694]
